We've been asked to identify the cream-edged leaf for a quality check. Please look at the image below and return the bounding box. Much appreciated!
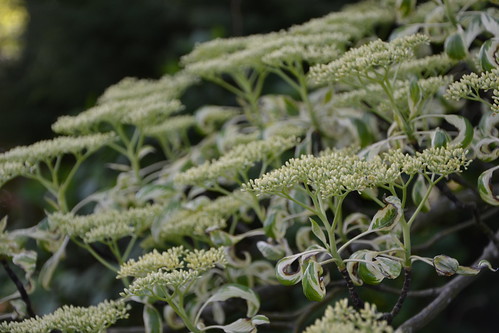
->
[301,260,326,302]
[275,253,303,286]
[369,196,402,231]
[478,165,499,206]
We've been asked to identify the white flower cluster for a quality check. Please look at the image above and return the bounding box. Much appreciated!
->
[98,72,197,104]
[244,148,397,198]
[175,136,297,186]
[244,146,471,199]
[158,192,249,241]
[288,2,394,38]
[446,68,499,104]
[117,246,185,278]
[0,161,32,187]
[302,299,393,333]
[0,133,115,165]
[49,204,163,243]
[384,147,470,176]
[184,32,349,77]
[120,246,226,297]
[0,299,129,333]
[52,97,183,134]
[308,34,430,85]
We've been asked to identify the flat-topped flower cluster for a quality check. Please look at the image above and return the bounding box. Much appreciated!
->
[120,246,226,297]
[0,300,129,333]
[244,146,470,199]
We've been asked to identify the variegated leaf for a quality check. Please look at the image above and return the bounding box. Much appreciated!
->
[301,260,326,301]
[478,165,499,206]
[276,253,303,286]
[369,196,402,231]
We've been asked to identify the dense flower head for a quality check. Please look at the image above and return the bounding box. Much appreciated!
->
[445,68,499,103]
[243,148,399,199]
[0,161,33,187]
[97,71,197,104]
[49,204,163,243]
[183,32,349,77]
[117,246,186,278]
[120,246,226,297]
[308,34,430,85]
[244,146,471,199]
[289,3,394,38]
[175,136,298,186]
[302,299,393,333]
[0,300,129,333]
[52,97,183,134]
[0,133,115,165]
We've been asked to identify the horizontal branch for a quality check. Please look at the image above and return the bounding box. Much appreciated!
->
[397,229,499,332]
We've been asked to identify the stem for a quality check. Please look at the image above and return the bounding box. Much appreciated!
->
[381,267,412,324]
[339,268,363,310]
[1,259,35,318]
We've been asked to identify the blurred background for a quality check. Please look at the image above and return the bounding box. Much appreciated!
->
[0,0,351,148]
[1,1,497,332]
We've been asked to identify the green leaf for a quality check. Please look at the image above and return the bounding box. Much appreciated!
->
[275,253,303,286]
[412,174,431,213]
[350,118,374,147]
[443,115,474,148]
[478,165,499,206]
[431,127,451,148]
[301,260,326,301]
[143,304,163,333]
[309,218,327,246]
[396,0,416,17]
[445,31,467,60]
[357,251,385,285]
[39,236,69,289]
[478,39,499,71]
[369,196,402,231]
[203,284,260,318]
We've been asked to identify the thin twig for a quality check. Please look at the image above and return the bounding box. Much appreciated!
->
[1,258,35,318]
[380,267,411,324]
[397,229,499,332]
[339,268,364,310]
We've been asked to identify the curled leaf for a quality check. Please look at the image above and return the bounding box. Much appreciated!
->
[478,165,499,206]
[478,38,499,71]
[275,253,303,286]
[301,259,326,301]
